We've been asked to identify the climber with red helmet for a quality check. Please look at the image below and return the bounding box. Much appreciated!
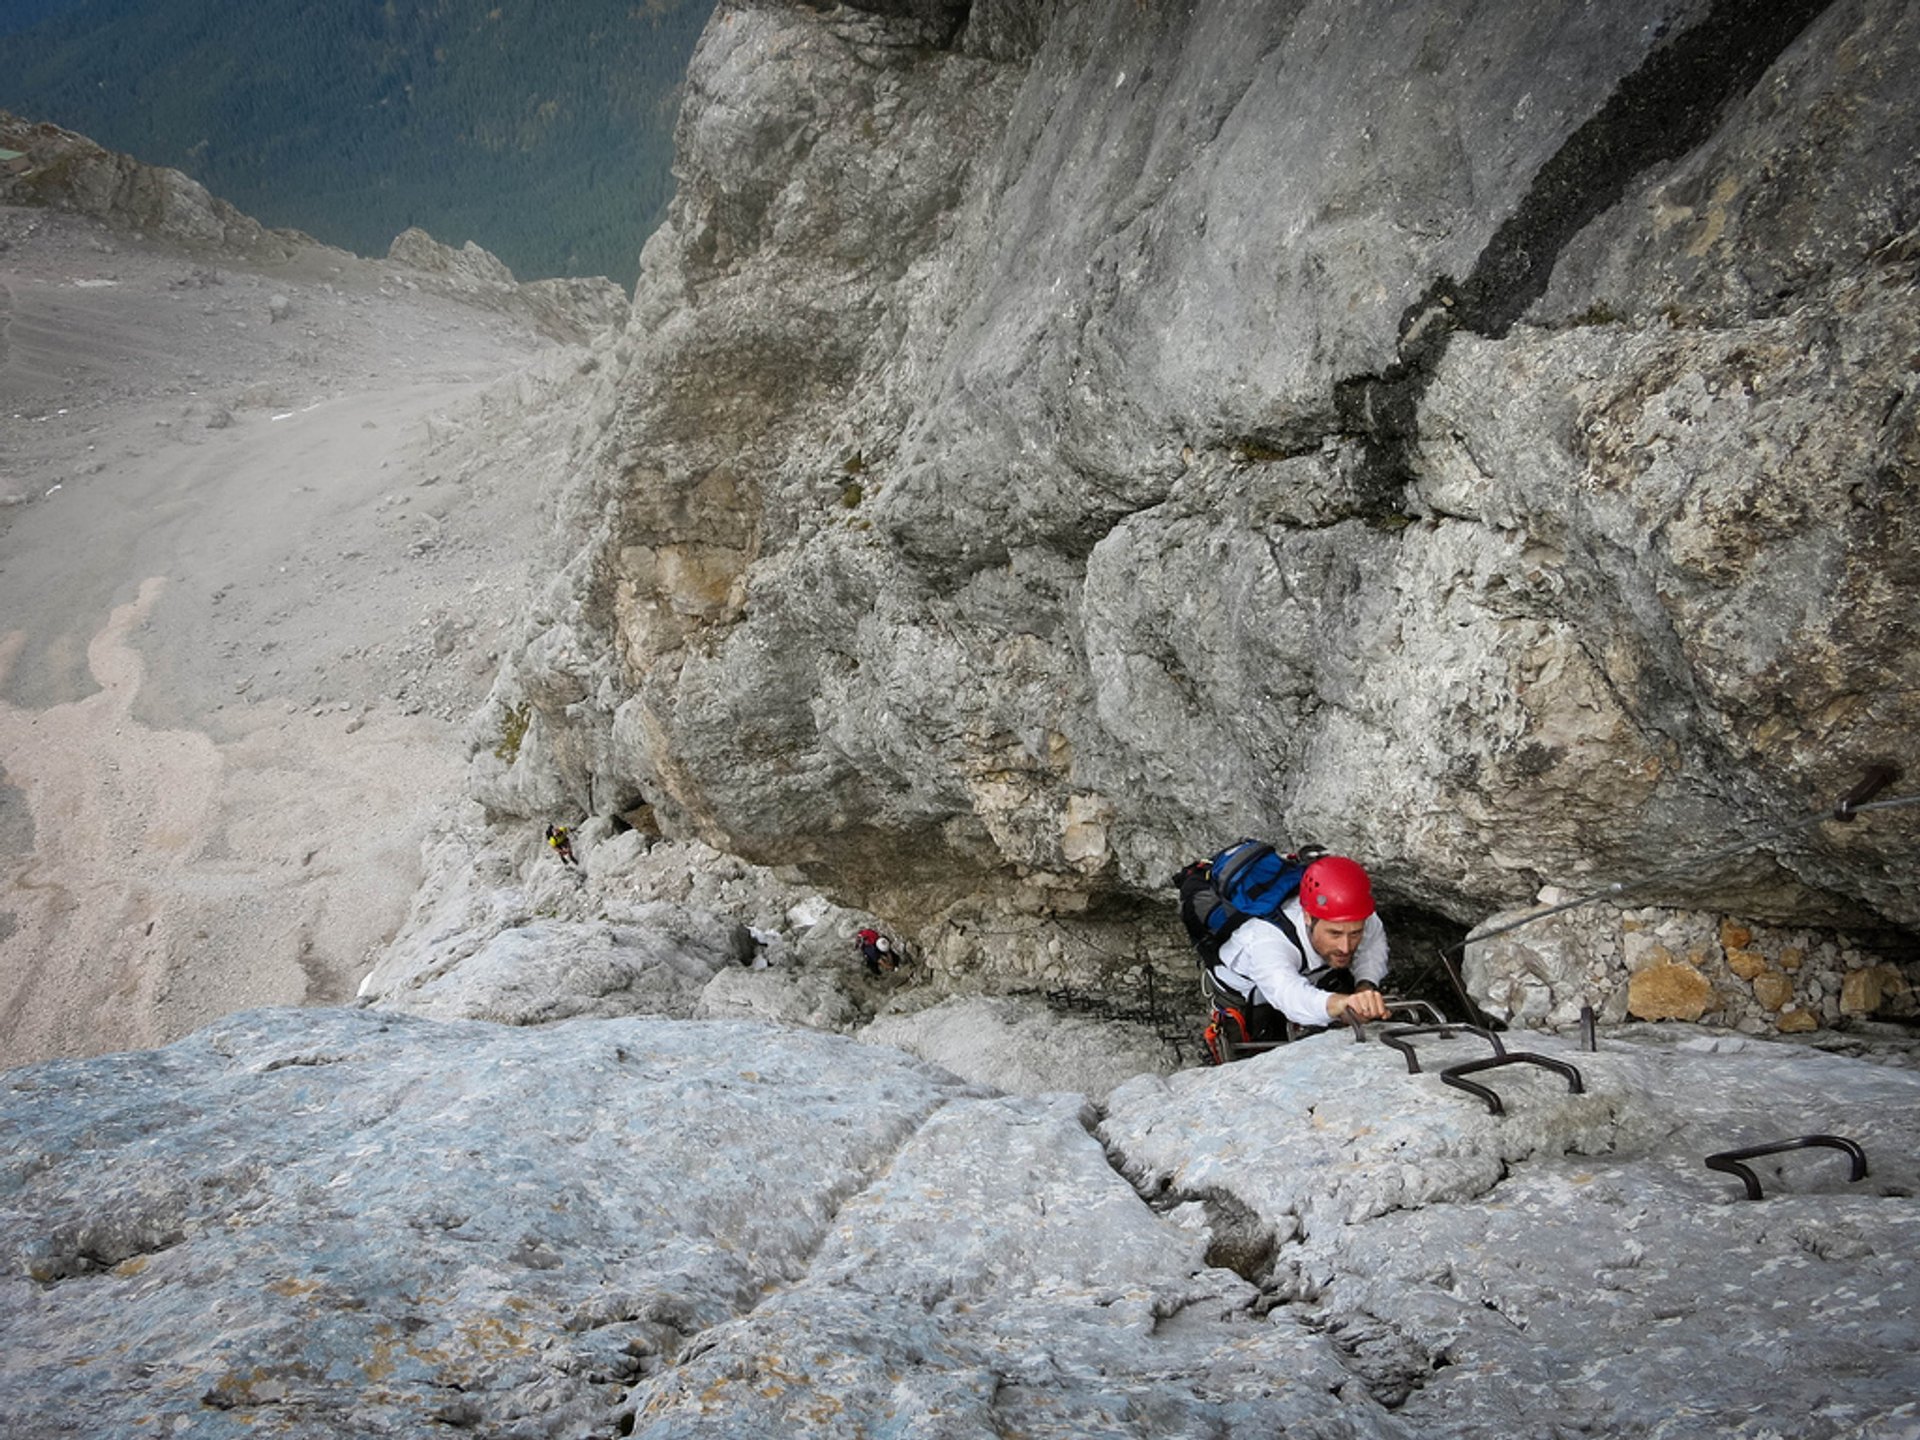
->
[1207,852,1391,1034]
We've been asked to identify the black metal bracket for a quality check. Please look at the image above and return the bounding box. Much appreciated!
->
[1336,995,1448,1046]
[1704,1135,1869,1201]
[1385,998,1450,1027]
[1439,1052,1586,1115]
[1834,763,1899,821]
[1578,1003,1597,1052]
[1378,1023,1508,1075]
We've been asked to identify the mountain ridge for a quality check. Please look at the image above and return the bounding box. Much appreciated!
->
[3,0,713,285]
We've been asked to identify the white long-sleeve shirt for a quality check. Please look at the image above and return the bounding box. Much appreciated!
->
[1212,898,1390,1028]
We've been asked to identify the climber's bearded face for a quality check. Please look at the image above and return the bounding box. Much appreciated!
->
[1307,918,1367,967]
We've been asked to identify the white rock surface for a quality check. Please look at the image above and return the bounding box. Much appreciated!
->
[859,993,1180,1103]
[371,910,752,1025]
[3,1007,1914,1437]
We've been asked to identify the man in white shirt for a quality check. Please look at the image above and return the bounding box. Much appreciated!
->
[1211,854,1390,1035]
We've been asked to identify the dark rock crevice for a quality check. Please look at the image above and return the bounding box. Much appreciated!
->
[1086,1103,1285,1289]
[1297,1303,1457,1410]
[1337,0,1842,496]
[1456,0,1841,339]
[829,0,974,52]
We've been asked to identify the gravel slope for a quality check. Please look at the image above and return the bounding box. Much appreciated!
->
[0,201,596,1068]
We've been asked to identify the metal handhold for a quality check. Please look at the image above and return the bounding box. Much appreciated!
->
[1439,1052,1586,1115]
[1704,1135,1869,1201]
[1342,995,1443,1044]
[1378,1023,1507,1075]
[1385,998,1450,1027]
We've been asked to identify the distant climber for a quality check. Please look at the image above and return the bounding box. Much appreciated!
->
[854,928,907,976]
[1177,843,1390,1055]
[545,824,578,868]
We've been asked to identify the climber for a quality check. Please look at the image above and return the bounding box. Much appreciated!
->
[1191,851,1391,1047]
[854,928,905,976]
[545,823,578,868]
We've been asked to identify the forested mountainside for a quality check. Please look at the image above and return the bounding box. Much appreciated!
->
[0,0,88,34]
[2,0,712,285]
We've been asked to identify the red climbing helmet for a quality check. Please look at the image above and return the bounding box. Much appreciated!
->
[1298,855,1375,923]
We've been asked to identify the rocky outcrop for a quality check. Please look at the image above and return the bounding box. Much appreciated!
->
[4,1005,1915,1436]
[1468,895,1916,1034]
[0,112,311,261]
[467,0,1920,1001]
[0,114,628,344]
[359,822,1063,1051]
[386,227,629,345]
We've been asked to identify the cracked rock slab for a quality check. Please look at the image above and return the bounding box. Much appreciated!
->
[0,1008,975,1438]
[4,1008,1916,1435]
[622,1092,1406,1438]
[1101,1028,1920,1435]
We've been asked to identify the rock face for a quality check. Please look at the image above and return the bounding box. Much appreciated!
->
[358,824,925,1023]
[386,227,629,345]
[4,1006,1915,1436]
[1468,895,1919,1034]
[859,992,1180,1103]
[465,0,1920,995]
[1,112,314,261]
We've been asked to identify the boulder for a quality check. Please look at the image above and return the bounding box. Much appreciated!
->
[1627,961,1715,1022]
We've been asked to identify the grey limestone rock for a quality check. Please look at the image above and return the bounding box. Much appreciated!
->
[362,822,948,1041]
[468,0,1920,1005]
[696,964,868,1032]
[0,110,311,261]
[0,1009,977,1437]
[858,992,1181,1102]
[1103,1027,1920,1434]
[386,226,629,344]
[372,911,752,1025]
[4,1007,1915,1436]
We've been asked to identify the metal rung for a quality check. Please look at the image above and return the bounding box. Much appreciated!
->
[1328,995,1445,1046]
[1378,1023,1507,1075]
[1385,998,1450,1027]
[1439,1052,1586,1115]
[1704,1135,1869,1201]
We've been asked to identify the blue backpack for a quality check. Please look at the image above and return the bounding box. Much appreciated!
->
[1175,839,1323,963]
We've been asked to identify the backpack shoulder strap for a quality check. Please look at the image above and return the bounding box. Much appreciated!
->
[1263,904,1306,960]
